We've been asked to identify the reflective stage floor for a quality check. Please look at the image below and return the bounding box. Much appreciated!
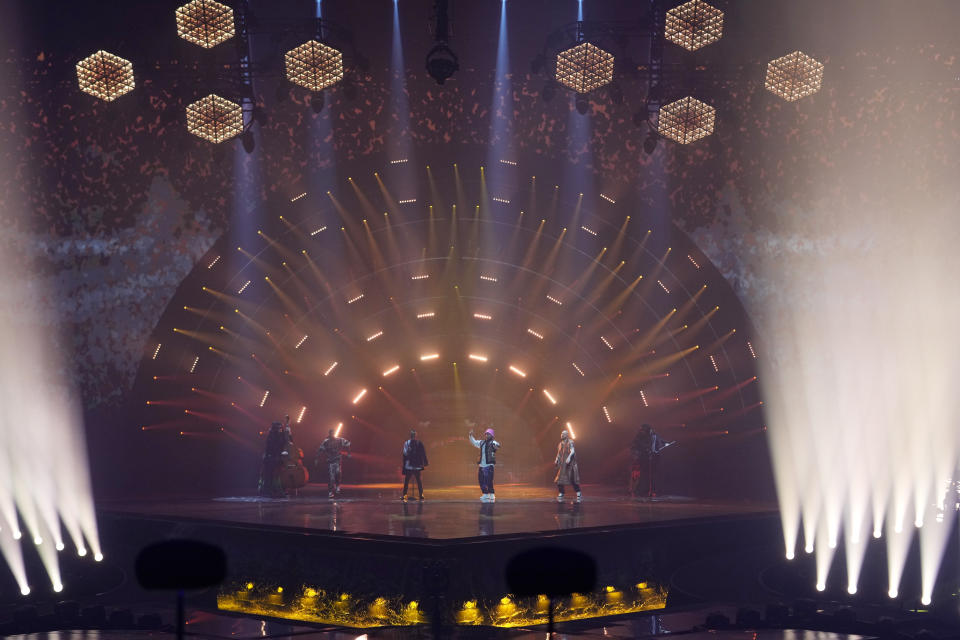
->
[100,483,775,539]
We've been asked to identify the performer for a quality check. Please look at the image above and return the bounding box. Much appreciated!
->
[315,428,351,498]
[629,423,674,498]
[259,421,287,498]
[401,428,429,501]
[468,427,500,502]
[554,429,582,502]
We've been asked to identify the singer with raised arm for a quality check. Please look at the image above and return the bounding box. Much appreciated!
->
[468,425,500,502]
[629,423,676,498]
[315,428,351,499]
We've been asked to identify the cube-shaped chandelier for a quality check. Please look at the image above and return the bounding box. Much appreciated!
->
[657,96,716,144]
[765,51,824,102]
[176,0,235,49]
[186,94,243,143]
[285,41,344,92]
[76,50,135,102]
[555,42,615,94]
[665,0,724,52]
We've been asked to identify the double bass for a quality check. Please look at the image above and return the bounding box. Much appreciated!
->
[278,418,309,493]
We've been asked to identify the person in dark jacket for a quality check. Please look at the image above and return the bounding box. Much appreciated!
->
[259,422,287,497]
[468,426,500,502]
[401,428,429,501]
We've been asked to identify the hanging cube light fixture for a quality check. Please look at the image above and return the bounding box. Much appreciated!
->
[176,0,235,49]
[657,96,716,144]
[186,94,243,143]
[285,40,344,92]
[555,41,615,94]
[765,51,824,102]
[76,50,135,102]
[665,0,724,52]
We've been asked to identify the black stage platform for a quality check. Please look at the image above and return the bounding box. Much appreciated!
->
[97,484,780,629]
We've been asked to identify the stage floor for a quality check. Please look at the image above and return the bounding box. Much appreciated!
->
[101,483,774,540]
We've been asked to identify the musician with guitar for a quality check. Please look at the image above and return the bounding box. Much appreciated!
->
[629,423,676,498]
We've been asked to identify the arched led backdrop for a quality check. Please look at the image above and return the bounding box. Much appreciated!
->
[132,158,767,498]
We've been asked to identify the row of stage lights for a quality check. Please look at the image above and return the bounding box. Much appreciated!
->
[74,0,823,147]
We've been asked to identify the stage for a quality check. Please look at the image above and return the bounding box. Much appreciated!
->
[96,484,780,629]
[100,483,775,540]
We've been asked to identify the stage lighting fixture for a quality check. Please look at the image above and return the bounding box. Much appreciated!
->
[186,94,243,143]
[75,50,135,102]
[426,42,459,85]
[241,130,255,154]
[665,0,724,52]
[575,96,589,115]
[175,0,235,49]
[657,96,715,144]
[556,42,615,93]
[311,93,325,113]
[643,132,658,154]
[426,0,458,85]
[285,40,344,92]
[765,51,824,102]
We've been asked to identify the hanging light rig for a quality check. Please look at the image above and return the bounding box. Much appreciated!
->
[426,0,459,85]
[285,15,345,114]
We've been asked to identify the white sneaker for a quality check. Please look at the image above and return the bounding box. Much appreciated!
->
[576,492,582,503]
[480,494,490,502]
[556,494,564,502]
[488,494,496,502]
